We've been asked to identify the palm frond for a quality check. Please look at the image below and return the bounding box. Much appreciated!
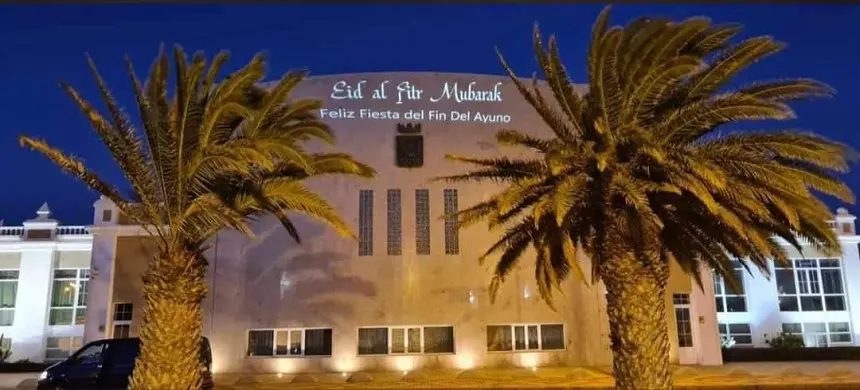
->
[446,8,854,311]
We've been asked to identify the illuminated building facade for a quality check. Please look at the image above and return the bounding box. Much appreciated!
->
[79,73,859,374]
[0,204,92,363]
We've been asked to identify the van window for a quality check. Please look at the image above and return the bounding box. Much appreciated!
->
[75,343,106,364]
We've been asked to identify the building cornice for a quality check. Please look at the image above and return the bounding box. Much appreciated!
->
[88,224,156,237]
[0,240,92,252]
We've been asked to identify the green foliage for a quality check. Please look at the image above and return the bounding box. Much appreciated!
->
[20,45,375,260]
[19,45,375,389]
[437,6,856,309]
[720,336,736,349]
[0,334,9,363]
[765,333,805,349]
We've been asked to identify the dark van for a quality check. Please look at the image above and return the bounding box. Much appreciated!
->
[37,337,214,390]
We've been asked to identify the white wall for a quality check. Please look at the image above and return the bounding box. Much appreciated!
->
[11,248,52,361]
[0,208,92,362]
[839,240,860,344]
[716,231,860,348]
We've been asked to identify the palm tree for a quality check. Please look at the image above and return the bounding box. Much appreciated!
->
[20,47,375,389]
[437,7,855,389]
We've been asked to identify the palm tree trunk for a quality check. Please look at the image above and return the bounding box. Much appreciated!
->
[601,252,672,389]
[130,249,207,390]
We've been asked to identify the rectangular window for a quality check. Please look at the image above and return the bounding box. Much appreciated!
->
[113,303,133,322]
[387,189,402,256]
[672,293,690,305]
[424,326,456,354]
[718,323,753,345]
[486,324,565,352]
[48,269,89,326]
[112,303,133,339]
[673,293,693,348]
[113,324,130,339]
[246,328,333,357]
[358,325,455,355]
[443,189,459,255]
[829,322,852,344]
[357,328,388,355]
[101,209,112,222]
[782,322,853,347]
[415,189,430,255]
[45,336,83,362]
[26,229,53,240]
[0,270,19,326]
[776,258,846,312]
[358,190,374,256]
[713,261,746,312]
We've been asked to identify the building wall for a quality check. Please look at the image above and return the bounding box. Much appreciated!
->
[715,211,860,349]
[87,72,719,374]
[0,208,92,363]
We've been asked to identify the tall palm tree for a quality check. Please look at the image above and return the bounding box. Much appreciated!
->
[20,47,374,389]
[437,7,855,389]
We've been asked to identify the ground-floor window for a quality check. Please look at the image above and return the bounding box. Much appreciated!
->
[45,336,83,362]
[358,326,455,355]
[782,322,852,347]
[48,269,89,326]
[486,324,565,352]
[673,293,693,348]
[718,323,752,346]
[246,328,332,357]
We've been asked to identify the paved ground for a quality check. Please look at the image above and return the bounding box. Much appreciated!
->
[211,362,860,390]
[5,362,860,389]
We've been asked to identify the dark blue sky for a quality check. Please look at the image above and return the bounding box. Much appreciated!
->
[1,4,857,225]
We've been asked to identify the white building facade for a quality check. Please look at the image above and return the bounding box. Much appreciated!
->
[0,204,92,363]
[79,73,727,374]
[5,72,860,373]
[715,208,860,349]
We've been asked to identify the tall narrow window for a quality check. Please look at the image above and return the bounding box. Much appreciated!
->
[48,269,89,325]
[415,189,430,255]
[113,303,133,339]
[387,189,402,256]
[0,270,18,326]
[713,260,747,312]
[673,293,693,348]
[443,189,459,255]
[358,190,374,256]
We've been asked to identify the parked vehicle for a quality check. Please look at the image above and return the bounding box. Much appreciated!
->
[37,337,213,390]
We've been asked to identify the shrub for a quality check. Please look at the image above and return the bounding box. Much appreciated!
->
[720,336,737,349]
[765,333,805,349]
[0,334,10,363]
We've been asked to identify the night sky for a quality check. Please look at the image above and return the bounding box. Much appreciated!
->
[0,4,857,226]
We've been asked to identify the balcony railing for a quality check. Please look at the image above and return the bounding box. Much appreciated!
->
[0,227,23,237]
[56,226,90,236]
[0,226,91,240]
